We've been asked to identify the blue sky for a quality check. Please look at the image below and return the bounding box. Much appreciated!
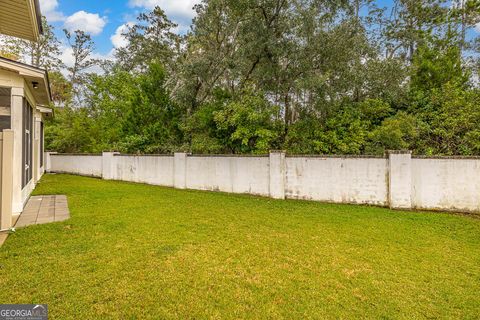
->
[42,0,201,64]
[42,0,404,59]
[42,0,478,67]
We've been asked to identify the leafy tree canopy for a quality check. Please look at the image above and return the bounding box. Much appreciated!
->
[38,0,480,156]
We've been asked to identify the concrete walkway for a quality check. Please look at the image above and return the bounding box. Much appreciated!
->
[0,195,70,246]
[15,195,70,228]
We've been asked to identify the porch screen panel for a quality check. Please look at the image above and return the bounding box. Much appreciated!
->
[22,98,33,188]
[0,87,11,130]
[40,121,44,167]
[22,99,25,186]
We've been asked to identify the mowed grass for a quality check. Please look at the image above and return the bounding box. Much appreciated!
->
[0,175,479,319]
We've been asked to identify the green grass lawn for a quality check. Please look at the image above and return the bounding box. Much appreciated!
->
[1,174,479,319]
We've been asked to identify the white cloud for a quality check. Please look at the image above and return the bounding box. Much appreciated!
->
[110,23,134,48]
[58,46,75,70]
[128,0,201,19]
[476,22,480,33]
[64,11,107,35]
[41,0,65,22]
[41,0,59,13]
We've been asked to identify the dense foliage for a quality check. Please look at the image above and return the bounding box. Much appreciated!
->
[4,0,480,155]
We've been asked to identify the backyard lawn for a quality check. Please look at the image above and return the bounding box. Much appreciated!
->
[0,174,479,319]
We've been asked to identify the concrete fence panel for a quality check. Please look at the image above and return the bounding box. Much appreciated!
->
[388,151,412,209]
[412,158,480,212]
[46,151,480,213]
[270,151,286,199]
[112,154,174,187]
[285,156,389,205]
[173,153,187,189]
[49,153,102,177]
[185,155,270,196]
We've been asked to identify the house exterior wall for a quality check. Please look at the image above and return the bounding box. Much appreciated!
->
[0,70,46,214]
[47,152,480,214]
[10,86,23,213]
[0,130,14,230]
[0,69,23,89]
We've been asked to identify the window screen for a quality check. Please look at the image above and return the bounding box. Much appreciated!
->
[22,99,33,188]
[40,121,44,167]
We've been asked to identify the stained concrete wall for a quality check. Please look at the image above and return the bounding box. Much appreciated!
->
[285,156,389,205]
[412,158,480,212]
[49,154,102,177]
[111,154,174,187]
[185,155,270,196]
[47,152,480,213]
[388,151,412,209]
[269,151,286,199]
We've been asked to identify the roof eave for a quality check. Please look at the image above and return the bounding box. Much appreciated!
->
[33,0,43,36]
[0,57,52,105]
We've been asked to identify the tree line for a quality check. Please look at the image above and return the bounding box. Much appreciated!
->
[1,0,480,155]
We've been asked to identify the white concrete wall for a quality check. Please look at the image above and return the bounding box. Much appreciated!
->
[174,153,187,189]
[46,152,480,213]
[285,156,388,205]
[50,154,102,177]
[388,151,412,209]
[412,158,480,212]
[185,156,270,196]
[269,151,286,199]
[111,155,174,187]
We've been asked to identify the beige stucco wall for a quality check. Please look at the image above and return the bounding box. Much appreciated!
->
[0,69,24,88]
[0,69,45,213]
[0,130,13,230]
